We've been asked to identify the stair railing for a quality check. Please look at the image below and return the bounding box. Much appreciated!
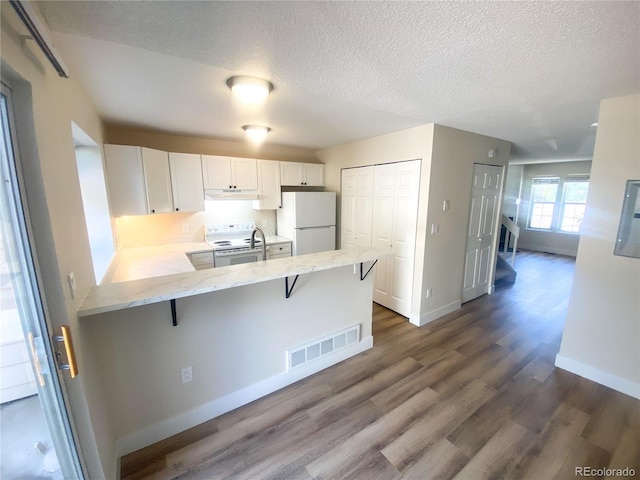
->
[501,214,520,267]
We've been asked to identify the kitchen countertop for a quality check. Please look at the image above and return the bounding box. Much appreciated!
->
[108,242,212,284]
[78,247,387,317]
[108,236,293,284]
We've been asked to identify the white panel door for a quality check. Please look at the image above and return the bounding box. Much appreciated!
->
[340,169,357,248]
[388,161,420,315]
[169,152,204,212]
[141,147,173,214]
[341,167,374,248]
[462,163,503,303]
[371,160,420,317]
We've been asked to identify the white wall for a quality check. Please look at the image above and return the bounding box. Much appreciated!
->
[556,94,640,399]
[517,161,592,257]
[317,125,435,322]
[503,164,523,220]
[114,200,277,248]
[83,266,374,454]
[1,7,113,478]
[318,124,511,326]
[421,125,511,323]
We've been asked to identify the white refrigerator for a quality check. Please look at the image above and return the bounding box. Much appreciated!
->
[277,192,336,255]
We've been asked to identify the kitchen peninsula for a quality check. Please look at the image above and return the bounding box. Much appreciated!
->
[77,247,387,456]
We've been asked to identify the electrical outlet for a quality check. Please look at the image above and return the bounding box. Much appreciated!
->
[68,272,77,299]
[181,366,193,384]
[425,288,433,299]
[443,200,450,211]
[182,224,190,234]
[431,224,440,234]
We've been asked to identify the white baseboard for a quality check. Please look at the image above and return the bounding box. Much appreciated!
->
[518,243,578,257]
[115,336,373,457]
[410,300,462,327]
[555,354,640,399]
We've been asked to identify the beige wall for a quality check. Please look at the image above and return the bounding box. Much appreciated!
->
[318,124,511,326]
[85,266,374,454]
[557,94,640,397]
[517,161,592,257]
[317,125,435,322]
[423,125,511,322]
[1,7,113,478]
[105,124,318,163]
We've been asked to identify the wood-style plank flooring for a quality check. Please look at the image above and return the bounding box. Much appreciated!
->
[121,251,640,480]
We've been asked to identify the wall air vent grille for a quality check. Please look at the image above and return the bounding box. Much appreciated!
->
[287,324,360,370]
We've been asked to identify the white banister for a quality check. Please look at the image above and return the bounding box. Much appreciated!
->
[501,214,520,267]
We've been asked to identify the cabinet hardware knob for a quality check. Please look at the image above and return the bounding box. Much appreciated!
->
[152,209,155,213]
[176,208,179,211]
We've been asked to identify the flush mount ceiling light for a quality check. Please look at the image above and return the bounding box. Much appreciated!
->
[227,75,274,103]
[242,125,271,143]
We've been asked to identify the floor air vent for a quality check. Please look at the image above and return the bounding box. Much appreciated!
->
[287,324,360,370]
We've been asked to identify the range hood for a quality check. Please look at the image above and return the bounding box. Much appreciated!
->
[205,189,258,200]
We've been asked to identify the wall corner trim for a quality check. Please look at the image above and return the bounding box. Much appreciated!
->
[115,336,373,457]
[555,353,640,400]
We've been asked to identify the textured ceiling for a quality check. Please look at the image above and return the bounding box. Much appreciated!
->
[37,1,639,160]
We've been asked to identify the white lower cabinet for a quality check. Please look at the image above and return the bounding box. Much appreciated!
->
[340,160,420,317]
[266,242,292,260]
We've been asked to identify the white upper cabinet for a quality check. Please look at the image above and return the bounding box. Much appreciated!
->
[280,162,325,187]
[253,160,281,210]
[104,144,148,216]
[202,155,258,190]
[169,153,204,212]
[141,147,174,214]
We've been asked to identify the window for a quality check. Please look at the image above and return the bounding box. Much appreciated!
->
[526,174,590,234]
[560,176,589,233]
[528,177,559,230]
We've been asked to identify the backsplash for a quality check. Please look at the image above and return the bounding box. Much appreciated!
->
[115,200,277,248]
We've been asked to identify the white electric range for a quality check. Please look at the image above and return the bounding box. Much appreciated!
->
[205,222,265,267]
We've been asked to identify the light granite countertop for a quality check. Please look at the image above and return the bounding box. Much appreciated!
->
[78,247,388,317]
[107,236,292,284]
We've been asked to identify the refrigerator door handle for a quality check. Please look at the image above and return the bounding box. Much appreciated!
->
[296,225,335,230]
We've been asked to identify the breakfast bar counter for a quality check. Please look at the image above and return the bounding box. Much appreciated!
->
[78,247,387,317]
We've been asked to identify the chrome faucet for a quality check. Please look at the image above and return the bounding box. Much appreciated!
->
[250,227,267,261]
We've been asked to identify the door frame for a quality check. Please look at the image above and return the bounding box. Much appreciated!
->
[1,80,86,478]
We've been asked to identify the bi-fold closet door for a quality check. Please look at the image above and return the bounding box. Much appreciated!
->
[341,160,420,317]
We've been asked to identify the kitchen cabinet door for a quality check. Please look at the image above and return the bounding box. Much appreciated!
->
[231,158,258,190]
[201,155,232,190]
[280,162,325,186]
[169,153,204,212]
[104,144,148,216]
[142,147,174,214]
[253,160,281,210]
[202,156,257,190]
[304,163,325,186]
[280,162,303,186]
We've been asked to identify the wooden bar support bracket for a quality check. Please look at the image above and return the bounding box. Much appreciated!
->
[170,299,177,326]
[285,275,299,299]
[360,260,378,281]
